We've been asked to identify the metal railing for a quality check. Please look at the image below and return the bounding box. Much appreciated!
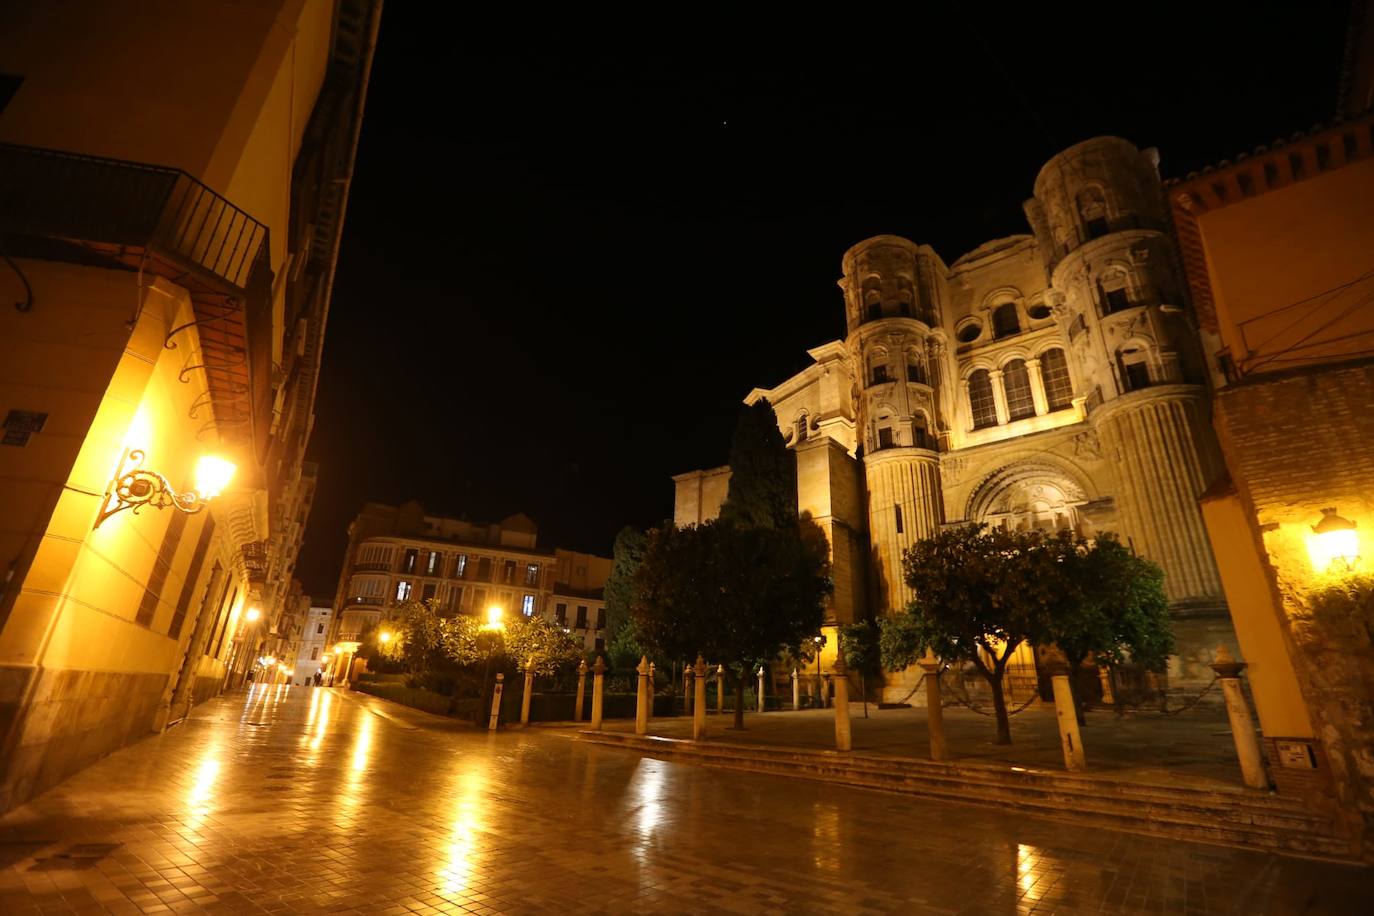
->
[0,142,269,293]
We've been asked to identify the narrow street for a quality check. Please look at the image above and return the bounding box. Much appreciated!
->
[0,687,1367,914]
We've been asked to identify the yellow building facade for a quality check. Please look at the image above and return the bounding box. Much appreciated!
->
[0,0,379,811]
[1169,106,1374,855]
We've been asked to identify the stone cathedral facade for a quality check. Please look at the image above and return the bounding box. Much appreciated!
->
[674,136,1239,699]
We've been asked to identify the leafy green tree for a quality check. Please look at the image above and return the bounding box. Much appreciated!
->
[504,615,583,676]
[886,524,1072,744]
[839,620,882,718]
[632,519,830,729]
[1050,533,1174,721]
[719,398,797,531]
[604,526,647,646]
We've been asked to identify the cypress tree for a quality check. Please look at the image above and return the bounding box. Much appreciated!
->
[719,398,797,530]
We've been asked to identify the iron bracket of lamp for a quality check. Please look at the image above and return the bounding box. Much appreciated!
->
[94,449,208,528]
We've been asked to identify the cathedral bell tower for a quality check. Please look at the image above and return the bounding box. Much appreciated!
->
[839,236,949,614]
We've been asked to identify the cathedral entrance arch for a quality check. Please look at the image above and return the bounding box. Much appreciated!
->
[965,462,1090,536]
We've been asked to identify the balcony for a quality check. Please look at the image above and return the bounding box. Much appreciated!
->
[353,561,391,573]
[0,143,273,458]
[350,596,383,607]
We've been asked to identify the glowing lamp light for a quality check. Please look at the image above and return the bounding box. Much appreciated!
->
[378,630,393,644]
[245,607,262,622]
[1308,508,1360,573]
[483,605,505,631]
[194,455,236,499]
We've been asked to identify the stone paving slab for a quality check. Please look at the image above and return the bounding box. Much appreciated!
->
[0,685,1366,915]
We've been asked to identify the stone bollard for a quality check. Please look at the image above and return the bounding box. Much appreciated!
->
[792,668,800,711]
[833,655,852,751]
[1211,646,1268,790]
[648,662,656,722]
[684,666,693,716]
[488,673,505,731]
[635,655,650,736]
[716,665,725,715]
[1098,665,1115,705]
[521,658,535,726]
[1049,667,1086,771]
[918,650,947,761]
[590,656,605,731]
[574,659,588,723]
[693,655,707,741]
[756,666,766,713]
[823,673,833,709]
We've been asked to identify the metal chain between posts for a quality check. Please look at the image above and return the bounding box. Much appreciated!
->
[941,672,1040,718]
[891,673,927,705]
[1107,675,1220,719]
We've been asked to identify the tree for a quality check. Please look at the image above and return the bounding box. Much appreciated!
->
[1051,533,1174,721]
[504,615,583,677]
[603,526,647,649]
[886,524,1071,744]
[632,519,831,729]
[719,398,797,531]
[839,620,882,718]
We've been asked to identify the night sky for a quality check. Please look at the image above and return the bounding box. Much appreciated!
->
[295,4,1353,599]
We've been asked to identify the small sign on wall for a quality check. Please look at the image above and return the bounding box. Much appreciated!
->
[1275,739,1318,769]
[2,409,48,446]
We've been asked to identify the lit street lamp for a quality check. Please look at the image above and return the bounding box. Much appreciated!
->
[479,605,505,726]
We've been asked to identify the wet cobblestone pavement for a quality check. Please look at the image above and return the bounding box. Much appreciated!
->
[0,686,1368,914]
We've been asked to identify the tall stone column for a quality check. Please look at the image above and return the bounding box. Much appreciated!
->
[574,659,587,723]
[864,448,943,614]
[1026,357,1049,416]
[520,659,534,726]
[692,655,707,741]
[833,655,852,751]
[918,650,947,761]
[1092,388,1224,604]
[792,668,800,711]
[1050,667,1087,771]
[635,656,650,736]
[590,656,605,731]
[989,368,1010,425]
[1211,647,1268,790]
[756,666,766,713]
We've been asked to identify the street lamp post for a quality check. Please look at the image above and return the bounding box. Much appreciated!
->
[813,634,824,708]
[479,605,505,727]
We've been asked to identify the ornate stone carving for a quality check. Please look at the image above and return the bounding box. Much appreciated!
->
[1072,430,1103,461]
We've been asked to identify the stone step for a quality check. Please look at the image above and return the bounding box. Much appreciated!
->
[576,731,1356,861]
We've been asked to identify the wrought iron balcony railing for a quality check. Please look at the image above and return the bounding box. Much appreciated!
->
[0,142,273,456]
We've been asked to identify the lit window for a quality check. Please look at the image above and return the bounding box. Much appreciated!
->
[968,370,998,429]
[1040,349,1074,411]
[425,551,440,575]
[402,549,417,573]
[521,594,535,616]
[502,560,516,584]
[1003,359,1036,420]
[992,303,1020,339]
[525,564,540,586]
[396,580,412,601]
[455,554,468,578]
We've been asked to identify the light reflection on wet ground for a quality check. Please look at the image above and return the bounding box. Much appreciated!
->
[0,686,1366,914]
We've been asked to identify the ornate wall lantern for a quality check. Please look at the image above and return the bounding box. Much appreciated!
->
[94,449,235,528]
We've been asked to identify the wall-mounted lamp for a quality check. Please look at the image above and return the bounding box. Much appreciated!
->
[1308,507,1360,573]
[245,607,262,623]
[94,449,236,528]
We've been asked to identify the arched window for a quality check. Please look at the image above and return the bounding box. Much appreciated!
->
[1003,359,1036,420]
[992,303,1020,339]
[863,285,882,322]
[1099,269,1131,315]
[1039,348,1074,411]
[868,350,891,386]
[795,413,809,443]
[968,370,998,429]
[905,348,926,385]
[1118,348,1152,392]
[1078,188,1109,239]
[912,415,933,449]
